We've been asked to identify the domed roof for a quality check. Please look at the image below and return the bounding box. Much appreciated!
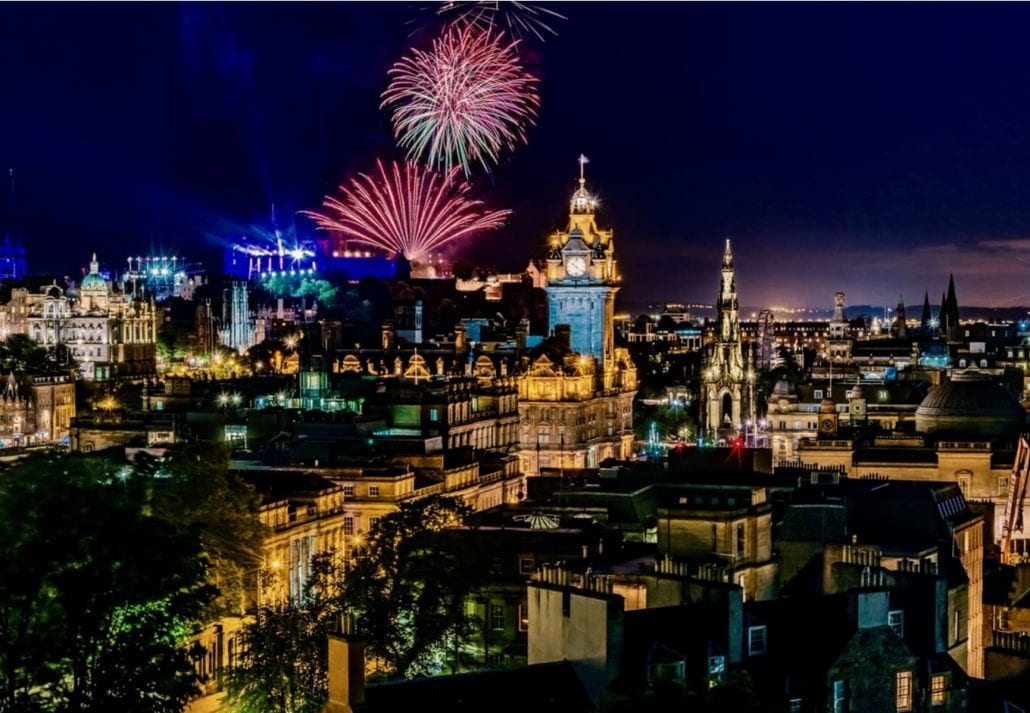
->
[772,380,795,396]
[915,371,1026,437]
[80,273,108,290]
[80,252,108,291]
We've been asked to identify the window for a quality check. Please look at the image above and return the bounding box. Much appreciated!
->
[429,408,439,422]
[931,674,946,706]
[747,625,767,656]
[896,671,912,712]
[489,603,505,631]
[888,610,904,638]
[814,389,823,399]
[369,516,381,530]
[343,516,354,536]
[954,610,961,641]
[736,524,746,558]
[518,557,535,575]
[517,602,529,632]
[707,655,725,684]
[833,680,846,713]
[789,699,802,713]
[342,484,354,497]
[368,485,380,497]
[998,476,1010,497]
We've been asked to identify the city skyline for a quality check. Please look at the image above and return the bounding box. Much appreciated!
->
[2,4,1030,307]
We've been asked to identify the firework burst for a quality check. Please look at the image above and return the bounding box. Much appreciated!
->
[382,23,540,176]
[435,2,566,42]
[303,160,511,264]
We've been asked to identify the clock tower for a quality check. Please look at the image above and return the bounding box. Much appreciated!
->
[544,155,619,363]
[518,156,637,477]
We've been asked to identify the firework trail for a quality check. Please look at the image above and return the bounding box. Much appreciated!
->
[435,2,566,42]
[303,160,511,264]
[382,22,540,176]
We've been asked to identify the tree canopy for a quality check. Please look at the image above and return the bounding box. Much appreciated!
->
[0,453,214,712]
[341,495,481,679]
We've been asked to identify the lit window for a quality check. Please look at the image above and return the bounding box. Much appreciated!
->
[490,602,505,631]
[429,408,439,422]
[343,516,354,536]
[888,610,904,638]
[931,674,946,706]
[518,557,535,575]
[517,602,529,632]
[896,671,912,712]
[342,484,354,497]
[747,625,767,656]
[368,485,379,497]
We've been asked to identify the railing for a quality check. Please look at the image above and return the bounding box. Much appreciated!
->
[992,629,1030,654]
[939,441,991,451]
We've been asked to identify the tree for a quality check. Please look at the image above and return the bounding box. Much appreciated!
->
[147,444,267,620]
[222,553,342,713]
[340,496,480,679]
[156,323,190,362]
[0,453,213,712]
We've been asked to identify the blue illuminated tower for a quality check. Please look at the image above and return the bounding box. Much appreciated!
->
[543,155,619,364]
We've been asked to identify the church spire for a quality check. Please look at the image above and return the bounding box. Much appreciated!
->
[723,238,734,268]
[921,291,932,330]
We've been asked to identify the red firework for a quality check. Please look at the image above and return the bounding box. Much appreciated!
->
[303,160,511,264]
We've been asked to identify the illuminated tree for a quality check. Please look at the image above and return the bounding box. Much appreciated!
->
[341,495,480,679]
[147,444,267,620]
[222,553,343,713]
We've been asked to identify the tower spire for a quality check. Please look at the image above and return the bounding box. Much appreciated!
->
[723,238,733,268]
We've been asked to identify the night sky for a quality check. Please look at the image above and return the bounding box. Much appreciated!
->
[3,3,1030,309]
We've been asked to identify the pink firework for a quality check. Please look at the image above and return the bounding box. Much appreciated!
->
[382,23,540,176]
[303,160,511,264]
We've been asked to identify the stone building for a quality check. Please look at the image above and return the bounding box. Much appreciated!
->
[2,253,160,380]
[700,240,754,440]
[518,158,637,475]
[0,372,75,446]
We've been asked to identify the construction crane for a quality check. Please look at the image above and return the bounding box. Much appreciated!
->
[1001,435,1030,565]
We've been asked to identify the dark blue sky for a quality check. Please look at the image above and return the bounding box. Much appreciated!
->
[3,3,1030,308]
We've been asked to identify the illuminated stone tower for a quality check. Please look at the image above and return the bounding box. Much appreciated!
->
[518,156,636,475]
[544,155,619,364]
[701,240,752,438]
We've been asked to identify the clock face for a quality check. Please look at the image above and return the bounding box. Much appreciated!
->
[566,255,587,277]
[852,403,864,413]
[821,418,835,430]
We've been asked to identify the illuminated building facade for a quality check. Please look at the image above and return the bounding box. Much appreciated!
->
[13,254,160,380]
[0,372,75,446]
[518,158,637,475]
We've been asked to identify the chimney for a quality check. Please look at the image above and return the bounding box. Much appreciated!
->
[455,323,468,354]
[516,318,529,351]
[554,324,572,349]
[325,619,365,713]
